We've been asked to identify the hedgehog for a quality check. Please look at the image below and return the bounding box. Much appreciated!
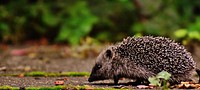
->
[88,36,200,85]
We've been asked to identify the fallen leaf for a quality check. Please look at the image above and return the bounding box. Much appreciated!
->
[176,81,200,89]
[137,85,149,89]
[0,67,6,71]
[149,84,156,89]
[64,77,68,81]
[11,49,27,56]
[18,73,24,78]
[54,80,64,86]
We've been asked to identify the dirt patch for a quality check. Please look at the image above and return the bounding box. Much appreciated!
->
[0,45,97,74]
[1,57,95,74]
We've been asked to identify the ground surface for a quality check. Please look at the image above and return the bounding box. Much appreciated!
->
[0,42,200,89]
[0,77,87,87]
[0,77,134,88]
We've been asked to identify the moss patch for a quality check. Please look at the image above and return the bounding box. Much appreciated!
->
[0,85,66,90]
[0,85,119,90]
[1,71,90,77]
[0,85,18,90]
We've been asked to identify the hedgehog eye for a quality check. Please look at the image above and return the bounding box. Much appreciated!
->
[105,49,113,59]
[97,64,102,68]
[94,64,102,70]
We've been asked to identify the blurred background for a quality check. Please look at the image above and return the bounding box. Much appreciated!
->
[1,0,200,45]
[0,0,200,72]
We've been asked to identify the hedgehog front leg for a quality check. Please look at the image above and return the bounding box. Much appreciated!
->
[113,75,120,85]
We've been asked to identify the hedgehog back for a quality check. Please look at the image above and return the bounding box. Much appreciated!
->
[115,36,196,74]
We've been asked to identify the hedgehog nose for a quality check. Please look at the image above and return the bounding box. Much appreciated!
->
[88,77,93,82]
[88,75,94,82]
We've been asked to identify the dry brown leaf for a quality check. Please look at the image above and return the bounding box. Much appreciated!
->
[11,49,28,56]
[176,81,200,89]
[54,80,64,86]
[18,73,24,78]
[137,85,149,89]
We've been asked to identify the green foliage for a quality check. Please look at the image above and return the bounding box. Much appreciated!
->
[174,29,187,38]
[174,17,200,42]
[0,0,98,45]
[157,71,171,80]
[1,0,200,44]
[148,71,171,88]
[56,1,98,45]
[148,77,161,86]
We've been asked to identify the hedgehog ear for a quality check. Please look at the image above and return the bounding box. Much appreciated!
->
[105,49,113,59]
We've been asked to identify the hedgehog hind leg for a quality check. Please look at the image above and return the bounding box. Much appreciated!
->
[169,73,194,85]
[113,74,121,85]
[168,79,179,85]
[196,68,200,83]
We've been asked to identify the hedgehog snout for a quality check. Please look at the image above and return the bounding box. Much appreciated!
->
[88,76,93,82]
